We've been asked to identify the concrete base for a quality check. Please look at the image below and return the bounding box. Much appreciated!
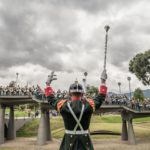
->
[0,105,5,144]
[7,106,16,140]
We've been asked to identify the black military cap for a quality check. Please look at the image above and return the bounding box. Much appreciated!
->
[69,81,84,94]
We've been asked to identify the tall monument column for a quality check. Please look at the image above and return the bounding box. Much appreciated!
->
[7,106,16,140]
[0,105,5,144]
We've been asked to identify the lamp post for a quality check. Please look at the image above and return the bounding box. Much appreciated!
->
[101,25,110,83]
[16,73,19,86]
[127,77,132,100]
[83,72,88,93]
[82,78,86,92]
[118,82,121,94]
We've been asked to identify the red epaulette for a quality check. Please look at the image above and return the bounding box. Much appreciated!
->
[87,99,95,111]
[57,100,67,111]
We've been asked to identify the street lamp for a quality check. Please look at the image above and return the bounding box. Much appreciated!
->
[127,77,132,100]
[83,72,88,93]
[84,72,88,78]
[82,78,86,92]
[101,25,110,83]
[118,82,121,94]
[16,72,19,86]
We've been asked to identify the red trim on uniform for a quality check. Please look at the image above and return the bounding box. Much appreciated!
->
[57,100,67,110]
[99,85,107,95]
[71,96,81,101]
[87,99,95,111]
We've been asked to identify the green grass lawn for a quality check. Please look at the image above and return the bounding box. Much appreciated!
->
[17,114,150,140]
[14,110,29,117]
[5,108,31,117]
[91,114,150,123]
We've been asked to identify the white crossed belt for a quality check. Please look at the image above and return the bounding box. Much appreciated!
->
[66,102,89,135]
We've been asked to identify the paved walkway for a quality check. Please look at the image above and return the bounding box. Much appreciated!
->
[1,137,150,150]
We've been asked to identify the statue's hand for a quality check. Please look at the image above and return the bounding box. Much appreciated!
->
[46,71,57,85]
[101,79,106,84]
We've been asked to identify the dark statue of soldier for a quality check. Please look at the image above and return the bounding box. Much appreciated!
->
[44,71,108,150]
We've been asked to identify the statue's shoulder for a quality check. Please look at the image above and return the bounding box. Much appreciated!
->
[86,98,95,111]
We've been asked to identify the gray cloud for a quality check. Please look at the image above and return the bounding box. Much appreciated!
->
[0,0,79,71]
[0,0,149,75]
[49,0,140,14]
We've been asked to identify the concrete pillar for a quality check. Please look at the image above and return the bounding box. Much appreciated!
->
[127,119,136,145]
[45,110,52,141]
[121,119,128,141]
[37,107,47,145]
[0,105,5,144]
[7,106,16,140]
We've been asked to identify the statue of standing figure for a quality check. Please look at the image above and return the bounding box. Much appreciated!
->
[44,71,107,150]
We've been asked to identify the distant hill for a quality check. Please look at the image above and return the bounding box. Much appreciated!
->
[143,89,150,99]
[108,89,150,99]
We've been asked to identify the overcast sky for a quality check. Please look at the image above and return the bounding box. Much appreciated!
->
[0,0,149,93]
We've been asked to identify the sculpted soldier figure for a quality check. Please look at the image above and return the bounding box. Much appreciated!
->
[44,72,107,150]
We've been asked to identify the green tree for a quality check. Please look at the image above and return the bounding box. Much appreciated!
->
[129,50,150,85]
[19,105,26,111]
[133,88,144,101]
[27,103,39,111]
[86,86,98,97]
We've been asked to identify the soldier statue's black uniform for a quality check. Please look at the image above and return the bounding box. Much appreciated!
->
[45,79,107,150]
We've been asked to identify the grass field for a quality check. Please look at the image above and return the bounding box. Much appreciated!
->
[17,114,150,139]
[5,108,29,117]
